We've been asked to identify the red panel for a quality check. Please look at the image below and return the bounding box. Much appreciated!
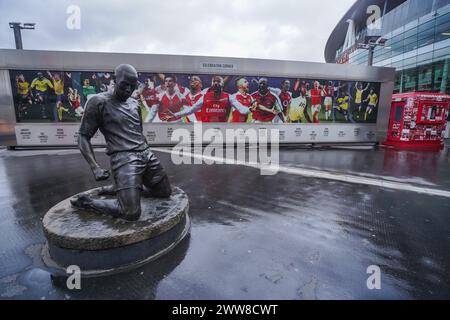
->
[383,92,450,151]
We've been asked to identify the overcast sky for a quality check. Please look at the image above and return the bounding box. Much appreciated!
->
[0,0,354,62]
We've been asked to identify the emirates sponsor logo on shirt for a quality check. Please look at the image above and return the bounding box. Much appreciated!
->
[206,108,226,113]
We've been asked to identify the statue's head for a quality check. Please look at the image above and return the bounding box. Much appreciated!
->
[114,64,138,102]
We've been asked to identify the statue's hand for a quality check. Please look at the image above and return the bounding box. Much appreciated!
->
[92,167,110,181]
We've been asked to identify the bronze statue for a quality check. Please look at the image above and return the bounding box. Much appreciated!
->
[71,64,171,221]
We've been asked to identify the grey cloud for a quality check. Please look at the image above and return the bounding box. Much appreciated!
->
[0,0,354,62]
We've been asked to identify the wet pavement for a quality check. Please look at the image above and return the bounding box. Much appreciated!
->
[0,146,450,299]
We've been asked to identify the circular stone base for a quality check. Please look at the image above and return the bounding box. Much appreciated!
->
[41,186,190,278]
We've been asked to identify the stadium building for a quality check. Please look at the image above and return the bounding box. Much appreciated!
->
[325,0,450,94]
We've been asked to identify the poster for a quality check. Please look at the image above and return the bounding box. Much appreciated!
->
[9,69,381,124]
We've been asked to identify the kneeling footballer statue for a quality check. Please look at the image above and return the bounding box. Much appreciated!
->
[71,64,171,221]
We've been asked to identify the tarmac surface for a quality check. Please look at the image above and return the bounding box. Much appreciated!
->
[0,145,450,299]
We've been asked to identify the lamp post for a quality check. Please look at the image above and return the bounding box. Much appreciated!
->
[9,22,35,49]
[357,36,389,66]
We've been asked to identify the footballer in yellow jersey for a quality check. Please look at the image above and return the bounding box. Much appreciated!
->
[47,72,66,121]
[336,90,350,122]
[30,72,53,92]
[354,81,369,119]
[16,76,30,95]
[48,72,65,96]
[56,101,69,121]
[363,88,378,121]
[30,72,53,119]
[15,74,32,117]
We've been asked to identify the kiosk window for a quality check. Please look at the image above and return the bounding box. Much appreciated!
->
[422,105,443,122]
[427,106,437,120]
[394,105,403,122]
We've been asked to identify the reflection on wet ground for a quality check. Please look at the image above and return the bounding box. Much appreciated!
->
[0,146,449,299]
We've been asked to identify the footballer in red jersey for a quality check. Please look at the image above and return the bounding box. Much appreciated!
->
[229,77,254,123]
[139,78,159,122]
[251,78,285,123]
[307,81,324,123]
[170,76,251,122]
[146,74,188,122]
[323,81,334,121]
[185,75,205,122]
[68,87,83,118]
[269,79,292,119]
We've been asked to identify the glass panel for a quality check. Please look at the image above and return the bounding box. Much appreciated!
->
[418,27,436,47]
[435,20,450,42]
[418,63,434,91]
[381,50,392,60]
[391,40,404,56]
[402,67,418,92]
[418,20,436,33]
[404,34,418,52]
[404,27,417,39]
[417,0,434,17]
[383,9,394,35]
[436,12,450,26]
[404,56,418,66]
[433,62,443,91]
[433,46,450,60]
[392,60,403,68]
[391,34,403,43]
[373,47,383,58]
[418,28,435,41]
[433,59,450,93]
[417,51,435,65]
[394,71,402,93]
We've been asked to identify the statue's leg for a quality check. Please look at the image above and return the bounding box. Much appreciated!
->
[142,152,172,198]
[116,188,141,220]
[70,194,122,218]
[143,175,171,198]
[98,184,117,196]
[70,188,141,221]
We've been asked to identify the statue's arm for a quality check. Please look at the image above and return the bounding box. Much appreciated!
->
[79,134,98,170]
[78,96,110,181]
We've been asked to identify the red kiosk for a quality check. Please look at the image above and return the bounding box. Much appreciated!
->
[384,92,450,151]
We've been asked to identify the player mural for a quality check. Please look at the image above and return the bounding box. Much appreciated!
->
[9,70,381,124]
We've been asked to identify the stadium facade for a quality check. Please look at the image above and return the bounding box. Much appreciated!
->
[325,0,450,94]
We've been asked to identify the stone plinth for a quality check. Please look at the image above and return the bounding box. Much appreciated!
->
[42,186,190,278]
